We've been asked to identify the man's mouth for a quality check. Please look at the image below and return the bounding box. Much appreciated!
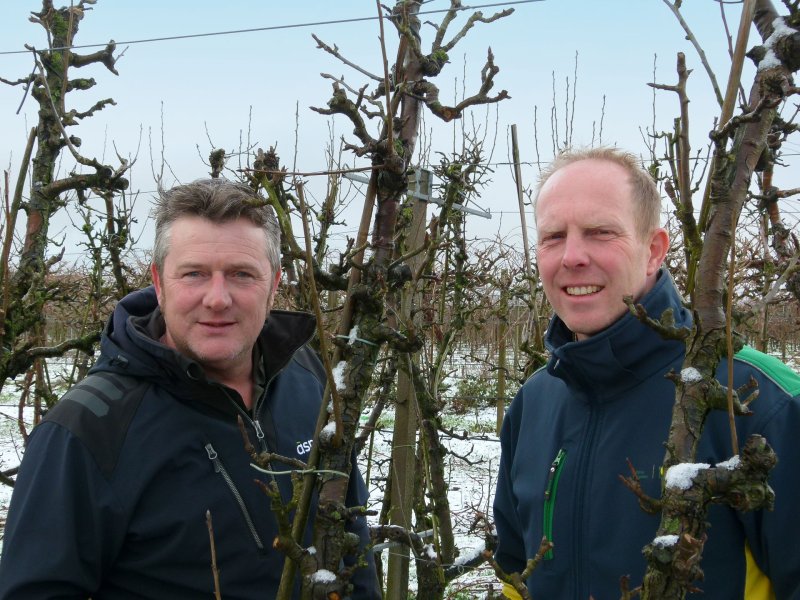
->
[200,321,235,328]
[565,285,602,296]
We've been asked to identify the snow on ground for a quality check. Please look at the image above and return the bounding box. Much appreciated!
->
[362,407,502,596]
[0,403,31,549]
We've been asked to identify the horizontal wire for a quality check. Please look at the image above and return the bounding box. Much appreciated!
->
[0,1,545,56]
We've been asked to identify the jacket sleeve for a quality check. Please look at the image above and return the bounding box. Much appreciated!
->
[0,421,124,599]
[493,391,527,577]
[742,383,800,600]
[344,454,381,600]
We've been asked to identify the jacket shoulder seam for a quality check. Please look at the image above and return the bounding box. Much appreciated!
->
[44,372,150,478]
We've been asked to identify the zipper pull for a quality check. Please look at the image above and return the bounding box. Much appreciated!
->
[544,449,566,500]
[253,420,270,454]
[205,443,221,473]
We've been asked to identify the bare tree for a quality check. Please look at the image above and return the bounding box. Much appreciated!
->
[236,3,515,598]
[0,1,137,451]
[621,1,800,597]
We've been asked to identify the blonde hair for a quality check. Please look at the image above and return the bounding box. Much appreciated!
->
[535,147,662,238]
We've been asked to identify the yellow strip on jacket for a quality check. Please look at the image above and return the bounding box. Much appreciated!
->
[502,582,523,600]
[745,543,775,600]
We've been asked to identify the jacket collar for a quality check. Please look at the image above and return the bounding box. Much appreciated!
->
[544,268,691,400]
[95,286,317,413]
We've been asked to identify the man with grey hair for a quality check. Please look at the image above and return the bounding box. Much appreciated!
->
[0,178,380,599]
[493,148,800,599]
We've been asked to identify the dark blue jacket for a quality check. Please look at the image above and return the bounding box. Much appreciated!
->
[493,270,800,599]
[0,286,380,599]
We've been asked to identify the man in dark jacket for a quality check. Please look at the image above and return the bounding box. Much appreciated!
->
[0,179,380,599]
[493,148,800,599]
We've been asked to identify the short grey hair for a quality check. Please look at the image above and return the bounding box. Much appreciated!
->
[535,147,662,239]
[152,178,281,273]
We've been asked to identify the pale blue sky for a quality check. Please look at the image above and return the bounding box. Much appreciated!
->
[1,1,794,255]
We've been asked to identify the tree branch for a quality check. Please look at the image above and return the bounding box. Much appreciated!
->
[661,0,724,105]
[312,34,382,82]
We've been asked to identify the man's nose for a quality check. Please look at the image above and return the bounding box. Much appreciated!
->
[203,273,232,310]
[561,235,590,268]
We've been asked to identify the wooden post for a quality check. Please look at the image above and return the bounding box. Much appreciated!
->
[497,270,509,435]
[511,124,545,349]
[385,196,427,600]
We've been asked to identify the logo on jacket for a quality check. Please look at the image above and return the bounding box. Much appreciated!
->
[296,438,314,456]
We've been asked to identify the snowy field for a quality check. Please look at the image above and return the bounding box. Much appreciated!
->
[365,409,502,597]
[0,402,28,549]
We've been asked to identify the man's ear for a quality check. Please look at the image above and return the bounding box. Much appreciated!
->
[150,263,163,305]
[646,228,670,276]
[269,268,282,301]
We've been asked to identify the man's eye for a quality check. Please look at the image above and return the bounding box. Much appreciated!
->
[183,271,202,278]
[540,233,563,243]
[234,271,254,279]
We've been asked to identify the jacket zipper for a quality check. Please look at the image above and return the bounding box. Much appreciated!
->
[231,335,315,456]
[542,448,567,560]
[219,341,314,512]
[205,442,265,550]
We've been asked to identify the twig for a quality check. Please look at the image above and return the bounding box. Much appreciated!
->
[388,239,430,272]
[312,33,382,82]
[206,511,222,600]
[725,212,740,456]
[698,0,758,234]
[748,251,800,311]
[661,0,724,106]
[30,49,100,169]
[619,458,662,515]
[0,467,18,488]
[712,94,777,141]
[624,297,692,341]
[376,0,394,160]
[320,74,384,113]
[296,181,344,447]
[775,186,800,198]
[16,50,38,114]
[0,128,36,341]
[648,53,703,274]
[250,464,349,478]
[436,6,514,54]
[242,164,379,179]
[482,536,553,600]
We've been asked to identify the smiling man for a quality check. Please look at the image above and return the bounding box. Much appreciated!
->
[151,213,281,406]
[534,155,668,339]
[0,179,380,599]
[493,148,800,599]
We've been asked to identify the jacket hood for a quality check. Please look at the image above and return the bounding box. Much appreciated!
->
[544,268,691,399]
[92,286,317,413]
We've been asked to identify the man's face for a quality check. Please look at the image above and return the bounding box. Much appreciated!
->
[151,216,280,380]
[535,159,668,340]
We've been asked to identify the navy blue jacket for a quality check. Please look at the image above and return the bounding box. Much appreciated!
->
[494,271,800,599]
[0,286,380,599]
